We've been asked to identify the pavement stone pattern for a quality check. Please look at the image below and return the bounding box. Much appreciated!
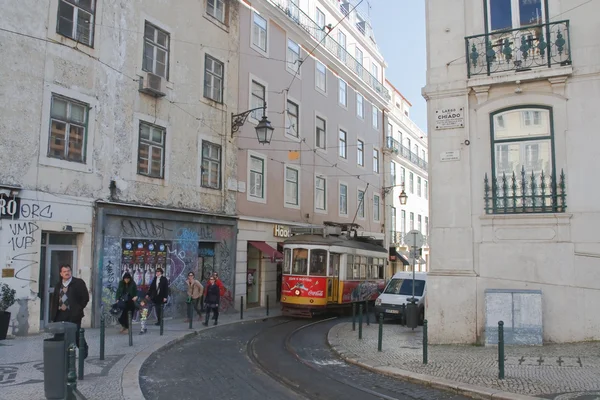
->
[0,308,276,400]
[328,322,600,398]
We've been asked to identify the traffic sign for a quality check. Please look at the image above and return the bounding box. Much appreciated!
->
[404,230,424,248]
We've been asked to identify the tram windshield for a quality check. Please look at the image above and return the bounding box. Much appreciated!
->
[291,248,308,275]
[310,249,327,276]
[384,278,425,296]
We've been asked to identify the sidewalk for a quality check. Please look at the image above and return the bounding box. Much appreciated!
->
[328,321,600,400]
[0,307,279,400]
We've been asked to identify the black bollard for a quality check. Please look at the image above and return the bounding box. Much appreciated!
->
[423,320,428,364]
[240,296,244,320]
[66,344,77,396]
[352,303,356,331]
[128,312,133,346]
[358,304,363,340]
[100,314,105,361]
[160,304,164,336]
[78,328,86,380]
[401,304,406,326]
[188,301,193,329]
[365,301,370,326]
[377,313,383,352]
[266,294,269,316]
[498,321,505,379]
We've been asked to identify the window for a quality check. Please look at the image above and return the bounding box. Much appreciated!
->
[373,149,379,173]
[339,129,347,159]
[292,248,308,275]
[401,210,406,234]
[425,216,429,235]
[357,190,365,218]
[286,100,299,137]
[406,138,411,151]
[371,63,379,84]
[285,167,299,206]
[357,140,364,166]
[287,39,301,74]
[422,149,426,161]
[373,194,380,221]
[391,207,397,231]
[57,0,95,46]
[418,215,422,232]
[390,161,396,184]
[387,123,393,137]
[337,31,347,61]
[489,0,544,32]
[316,116,326,149]
[138,122,166,178]
[355,47,363,75]
[409,172,414,194]
[401,167,406,184]
[201,141,221,189]
[372,106,380,129]
[249,155,265,199]
[251,80,266,120]
[424,180,428,199]
[252,13,267,52]
[48,95,88,163]
[339,79,347,107]
[417,176,422,197]
[339,183,348,215]
[315,8,325,41]
[310,249,327,276]
[410,212,414,230]
[204,55,224,103]
[316,61,327,92]
[143,22,170,79]
[315,176,326,210]
[356,93,364,118]
[207,0,225,23]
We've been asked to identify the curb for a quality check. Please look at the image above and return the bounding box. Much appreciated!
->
[326,329,544,400]
[122,315,280,400]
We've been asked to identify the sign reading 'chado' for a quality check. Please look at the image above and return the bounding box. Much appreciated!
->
[435,107,464,130]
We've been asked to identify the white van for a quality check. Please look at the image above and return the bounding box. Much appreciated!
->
[374,271,427,324]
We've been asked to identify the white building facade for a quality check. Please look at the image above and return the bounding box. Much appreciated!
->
[423,0,600,343]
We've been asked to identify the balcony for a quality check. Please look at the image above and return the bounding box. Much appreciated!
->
[268,0,390,100]
[484,168,567,214]
[465,20,571,78]
[385,136,428,172]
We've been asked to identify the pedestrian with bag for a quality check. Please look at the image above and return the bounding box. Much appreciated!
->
[203,276,220,326]
[51,264,89,348]
[185,272,203,322]
[115,272,138,334]
[146,267,168,326]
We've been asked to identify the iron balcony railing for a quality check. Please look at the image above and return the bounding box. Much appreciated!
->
[465,20,571,78]
[269,0,390,100]
[390,231,429,247]
[385,136,428,171]
[484,168,566,214]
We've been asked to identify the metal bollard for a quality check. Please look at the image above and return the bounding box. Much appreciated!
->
[266,294,269,316]
[352,303,356,331]
[188,301,193,329]
[358,304,363,340]
[365,301,370,326]
[78,328,86,380]
[401,304,406,326]
[66,344,77,397]
[423,320,428,364]
[100,314,105,361]
[240,296,244,320]
[377,313,383,352]
[160,304,164,336]
[128,312,133,346]
[498,321,505,379]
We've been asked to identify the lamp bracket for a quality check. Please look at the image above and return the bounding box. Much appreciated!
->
[231,105,267,137]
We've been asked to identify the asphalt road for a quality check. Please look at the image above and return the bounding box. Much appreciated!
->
[140,317,469,400]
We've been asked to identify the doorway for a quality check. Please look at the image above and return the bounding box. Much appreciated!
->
[246,244,261,307]
[39,233,78,329]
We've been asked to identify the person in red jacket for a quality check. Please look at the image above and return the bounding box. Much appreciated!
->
[212,272,225,295]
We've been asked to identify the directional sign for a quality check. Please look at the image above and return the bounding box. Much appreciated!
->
[404,230,424,248]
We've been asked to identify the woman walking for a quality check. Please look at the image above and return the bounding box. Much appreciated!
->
[203,277,220,326]
[116,272,138,334]
[185,272,204,322]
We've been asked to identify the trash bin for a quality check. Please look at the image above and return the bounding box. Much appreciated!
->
[43,322,77,399]
[405,300,419,329]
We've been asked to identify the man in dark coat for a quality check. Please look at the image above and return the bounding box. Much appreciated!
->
[146,267,169,326]
[51,264,89,347]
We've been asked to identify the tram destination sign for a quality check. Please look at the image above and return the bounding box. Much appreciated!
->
[435,107,464,130]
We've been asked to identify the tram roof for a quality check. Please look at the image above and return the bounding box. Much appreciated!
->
[283,234,387,254]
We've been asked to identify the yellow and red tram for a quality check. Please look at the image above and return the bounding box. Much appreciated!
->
[280,223,388,318]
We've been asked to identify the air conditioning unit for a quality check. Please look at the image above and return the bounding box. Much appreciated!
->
[138,72,166,97]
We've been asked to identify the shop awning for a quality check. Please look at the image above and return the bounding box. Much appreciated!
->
[249,241,284,262]
[389,247,409,266]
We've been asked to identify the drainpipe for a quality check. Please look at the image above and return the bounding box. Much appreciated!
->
[92,203,106,328]
[382,109,389,251]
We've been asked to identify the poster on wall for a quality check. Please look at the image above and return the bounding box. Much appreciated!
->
[121,239,171,292]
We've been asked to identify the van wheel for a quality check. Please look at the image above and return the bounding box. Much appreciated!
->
[418,309,425,326]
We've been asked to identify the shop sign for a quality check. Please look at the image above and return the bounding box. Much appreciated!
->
[0,194,21,219]
[273,224,291,238]
[435,107,464,130]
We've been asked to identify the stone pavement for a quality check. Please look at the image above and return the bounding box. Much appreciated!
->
[328,321,600,400]
[0,306,279,400]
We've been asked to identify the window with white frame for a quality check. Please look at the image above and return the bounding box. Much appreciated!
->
[357,140,364,166]
[316,116,326,150]
[386,123,392,137]
[410,212,414,230]
[201,141,221,189]
[373,194,380,221]
[339,79,347,107]
[315,176,326,210]
[488,0,544,31]
[337,30,346,62]
[418,214,422,232]
[206,0,226,23]
[425,216,429,234]
[339,129,347,159]
[373,149,379,173]
[372,105,380,129]
[204,55,224,103]
[422,149,426,161]
[249,155,265,199]
[409,172,414,194]
[57,0,95,46]
[287,39,301,74]
[391,207,397,232]
[315,61,327,92]
[339,183,348,215]
[48,94,89,163]
[401,210,406,234]
[401,167,406,184]
[251,80,266,120]
[424,180,428,199]
[315,8,325,41]
[143,22,170,79]
[357,190,365,218]
[371,63,379,84]
[252,13,267,52]
[138,122,166,179]
[285,166,299,206]
[355,47,363,75]
[356,93,364,118]
[390,161,396,184]
[286,100,299,137]
[417,176,422,197]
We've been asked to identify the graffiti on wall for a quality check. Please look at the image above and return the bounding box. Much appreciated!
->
[120,219,172,238]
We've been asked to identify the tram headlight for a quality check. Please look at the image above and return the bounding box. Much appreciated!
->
[375,298,382,306]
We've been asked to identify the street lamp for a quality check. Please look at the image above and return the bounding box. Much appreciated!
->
[382,182,408,205]
[231,104,274,144]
